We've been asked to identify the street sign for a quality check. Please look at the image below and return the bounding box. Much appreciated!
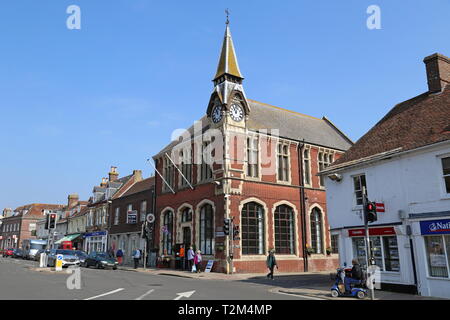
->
[146,213,155,224]
[204,260,214,273]
[375,203,385,213]
[56,254,63,271]
[127,210,138,224]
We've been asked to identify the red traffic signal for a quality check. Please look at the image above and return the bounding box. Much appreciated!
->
[365,201,377,223]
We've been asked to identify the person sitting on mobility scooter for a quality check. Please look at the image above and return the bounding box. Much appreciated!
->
[345,258,363,293]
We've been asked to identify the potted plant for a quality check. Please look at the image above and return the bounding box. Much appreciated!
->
[326,247,332,255]
[305,244,314,256]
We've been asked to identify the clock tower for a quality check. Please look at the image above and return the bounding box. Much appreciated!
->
[207,19,250,128]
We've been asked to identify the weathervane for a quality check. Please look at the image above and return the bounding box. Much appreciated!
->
[225,8,230,25]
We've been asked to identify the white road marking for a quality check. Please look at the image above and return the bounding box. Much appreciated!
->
[174,290,196,300]
[135,289,155,300]
[83,288,124,300]
[274,290,326,300]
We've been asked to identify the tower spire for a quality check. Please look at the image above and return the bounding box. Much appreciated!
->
[213,11,243,82]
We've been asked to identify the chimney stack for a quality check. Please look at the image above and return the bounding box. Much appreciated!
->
[68,194,79,208]
[424,53,450,93]
[133,170,143,182]
[109,166,119,182]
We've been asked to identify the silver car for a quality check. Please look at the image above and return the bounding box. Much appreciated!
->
[46,249,80,267]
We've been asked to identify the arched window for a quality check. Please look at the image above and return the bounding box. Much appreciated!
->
[199,204,213,255]
[242,202,265,255]
[162,210,173,255]
[310,208,323,254]
[274,205,294,254]
[181,207,192,222]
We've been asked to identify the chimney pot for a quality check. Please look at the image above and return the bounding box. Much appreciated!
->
[423,53,450,93]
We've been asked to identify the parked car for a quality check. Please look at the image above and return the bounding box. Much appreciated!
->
[72,250,88,265]
[2,248,14,258]
[12,248,25,259]
[33,249,46,261]
[84,252,118,270]
[47,249,80,268]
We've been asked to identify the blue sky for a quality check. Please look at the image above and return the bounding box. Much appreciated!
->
[1,0,449,209]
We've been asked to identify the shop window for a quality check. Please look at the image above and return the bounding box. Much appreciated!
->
[425,236,449,278]
[241,202,265,255]
[352,236,400,272]
[199,204,213,255]
[274,205,294,254]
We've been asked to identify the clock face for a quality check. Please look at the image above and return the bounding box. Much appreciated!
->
[212,105,223,123]
[230,104,244,122]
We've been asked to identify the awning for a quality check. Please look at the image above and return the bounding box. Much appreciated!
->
[55,233,81,244]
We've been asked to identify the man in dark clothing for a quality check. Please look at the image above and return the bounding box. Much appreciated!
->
[345,259,363,293]
[266,250,278,280]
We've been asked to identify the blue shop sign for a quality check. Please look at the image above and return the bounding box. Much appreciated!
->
[420,219,450,235]
[83,231,107,238]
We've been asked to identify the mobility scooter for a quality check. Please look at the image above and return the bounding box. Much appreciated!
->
[330,267,367,299]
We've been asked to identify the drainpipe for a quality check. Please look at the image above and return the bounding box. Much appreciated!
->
[298,142,309,272]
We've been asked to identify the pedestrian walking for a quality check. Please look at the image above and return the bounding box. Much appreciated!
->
[116,248,124,265]
[266,249,278,280]
[194,250,202,273]
[179,245,185,270]
[132,248,141,269]
[187,246,195,272]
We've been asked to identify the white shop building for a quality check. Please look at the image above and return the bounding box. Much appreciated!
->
[321,53,450,298]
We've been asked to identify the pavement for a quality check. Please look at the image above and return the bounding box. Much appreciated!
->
[117,265,445,300]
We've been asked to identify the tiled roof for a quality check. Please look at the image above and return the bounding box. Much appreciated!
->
[10,204,64,218]
[154,99,353,158]
[328,86,450,170]
[120,177,155,198]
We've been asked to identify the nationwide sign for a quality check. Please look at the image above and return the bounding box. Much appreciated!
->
[420,219,450,235]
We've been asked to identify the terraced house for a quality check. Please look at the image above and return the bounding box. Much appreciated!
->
[152,22,353,273]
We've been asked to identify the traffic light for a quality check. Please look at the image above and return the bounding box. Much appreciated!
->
[49,213,57,229]
[224,218,231,235]
[365,201,377,223]
[44,214,49,230]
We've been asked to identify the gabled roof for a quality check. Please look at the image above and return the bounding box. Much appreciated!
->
[120,177,155,198]
[327,86,450,171]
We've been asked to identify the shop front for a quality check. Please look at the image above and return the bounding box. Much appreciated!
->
[54,233,82,250]
[84,231,108,254]
[335,225,416,292]
[412,217,450,299]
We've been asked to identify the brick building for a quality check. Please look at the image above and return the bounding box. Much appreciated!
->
[109,176,155,266]
[0,204,64,249]
[152,22,353,273]
[84,167,142,253]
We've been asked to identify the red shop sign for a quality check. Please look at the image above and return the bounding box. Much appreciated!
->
[348,227,395,237]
